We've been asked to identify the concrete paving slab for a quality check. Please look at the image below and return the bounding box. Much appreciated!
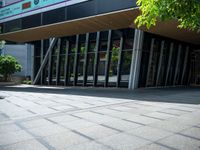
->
[97,133,151,150]
[0,85,199,150]
[126,126,173,141]
[74,125,119,140]
[43,131,90,149]
[157,134,200,150]
[1,139,48,150]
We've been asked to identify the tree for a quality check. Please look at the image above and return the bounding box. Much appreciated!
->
[0,55,22,82]
[135,0,200,32]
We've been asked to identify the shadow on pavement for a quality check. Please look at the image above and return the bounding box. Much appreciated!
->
[0,85,200,104]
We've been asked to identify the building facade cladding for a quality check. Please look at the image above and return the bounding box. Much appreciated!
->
[0,0,137,34]
[32,28,196,89]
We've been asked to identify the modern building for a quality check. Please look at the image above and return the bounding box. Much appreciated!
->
[0,0,199,89]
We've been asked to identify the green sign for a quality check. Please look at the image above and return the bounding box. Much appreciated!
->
[0,0,66,20]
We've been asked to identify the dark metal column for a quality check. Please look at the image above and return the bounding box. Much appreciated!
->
[33,38,58,85]
[40,40,44,85]
[105,30,112,87]
[165,43,174,86]
[48,39,53,85]
[156,41,165,86]
[181,46,189,85]
[128,29,144,90]
[145,38,155,87]
[64,40,70,86]
[83,33,90,86]
[116,34,124,87]
[173,44,182,85]
[73,35,79,86]
[56,38,61,85]
[93,32,100,86]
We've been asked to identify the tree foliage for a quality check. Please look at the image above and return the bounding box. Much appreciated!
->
[135,0,200,32]
[0,55,22,82]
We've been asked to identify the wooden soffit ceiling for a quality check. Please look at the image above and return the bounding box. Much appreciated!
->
[0,8,199,45]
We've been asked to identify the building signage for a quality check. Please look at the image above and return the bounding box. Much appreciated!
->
[0,0,67,20]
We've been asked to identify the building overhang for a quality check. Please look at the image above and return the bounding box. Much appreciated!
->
[0,8,199,45]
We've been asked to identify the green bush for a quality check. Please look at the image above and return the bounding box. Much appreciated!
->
[22,80,32,85]
[0,55,22,82]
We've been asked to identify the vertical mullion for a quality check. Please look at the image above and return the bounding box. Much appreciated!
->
[73,35,79,86]
[165,43,174,86]
[105,30,112,87]
[173,44,182,85]
[64,40,70,86]
[145,38,155,87]
[181,46,189,85]
[83,33,90,86]
[116,34,124,87]
[48,39,53,85]
[156,41,165,86]
[93,32,100,86]
[40,40,44,85]
[31,45,35,83]
[56,38,61,85]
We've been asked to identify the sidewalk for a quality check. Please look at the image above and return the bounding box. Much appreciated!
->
[0,85,200,150]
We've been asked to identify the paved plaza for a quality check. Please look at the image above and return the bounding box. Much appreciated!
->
[0,85,200,150]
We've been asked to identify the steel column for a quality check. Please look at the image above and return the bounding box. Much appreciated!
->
[33,38,58,85]
[181,46,189,85]
[173,44,182,85]
[93,32,100,86]
[73,35,79,86]
[128,29,144,90]
[56,38,61,85]
[116,34,124,87]
[64,40,70,86]
[83,33,90,86]
[145,38,155,87]
[165,43,174,86]
[105,30,112,87]
[40,40,44,84]
[156,41,165,86]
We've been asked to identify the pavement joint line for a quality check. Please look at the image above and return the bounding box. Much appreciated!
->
[0,113,10,118]
[15,122,57,150]
[156,111,180,116]
[194,125,200,129]
[168,108,193,113]
[107,108,124,112]
[94,141,116,150]
[83,102,95,105]
[71,130,95,141]
[177,133,200,141]
[44,118,58,124]
[90,110,105,115]
[122,119,146,126]
[120,105,139,109]
[26,110,37,114]
[140,114,165,121]
[154,141,178,150]
[14,104,22,108]
[100,124,123,132]
[47,106,59,111]
[69,114,83,119]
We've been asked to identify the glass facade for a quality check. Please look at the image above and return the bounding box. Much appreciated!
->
[139,32,192,88]
[33,29,196,88]
[33,28,135,87]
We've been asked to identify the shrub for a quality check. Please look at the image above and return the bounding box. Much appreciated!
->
[0,55,22,82]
